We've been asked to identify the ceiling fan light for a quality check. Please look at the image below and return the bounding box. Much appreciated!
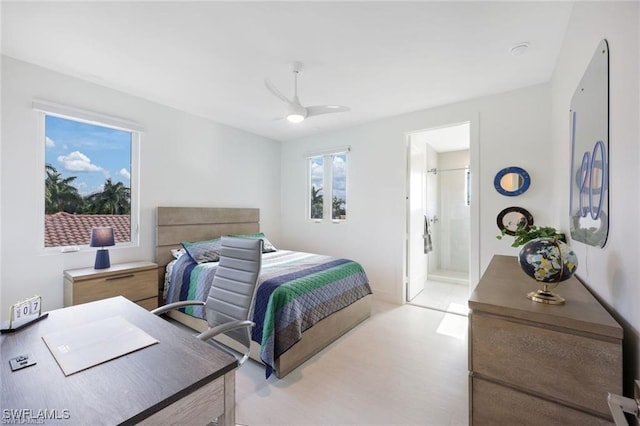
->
[286,113,305,123]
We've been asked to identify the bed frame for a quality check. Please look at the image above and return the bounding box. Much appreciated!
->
[155,206,372,379]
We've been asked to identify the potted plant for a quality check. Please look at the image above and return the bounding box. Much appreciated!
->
[498,221,576,304]
[496,221,566,248]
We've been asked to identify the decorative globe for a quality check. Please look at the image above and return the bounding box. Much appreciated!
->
[518,238,578,283]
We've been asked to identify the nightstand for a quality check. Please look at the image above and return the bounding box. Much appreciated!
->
[64,261,159,310]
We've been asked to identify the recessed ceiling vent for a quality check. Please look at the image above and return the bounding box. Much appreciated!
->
[509,42,530,57]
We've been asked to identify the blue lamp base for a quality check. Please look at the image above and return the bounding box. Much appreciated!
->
[94,249,111,269]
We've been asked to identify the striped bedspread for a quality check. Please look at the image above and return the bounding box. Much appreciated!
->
[165,250,372,377]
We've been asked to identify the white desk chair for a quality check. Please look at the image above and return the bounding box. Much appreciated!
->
[153,236,263,366]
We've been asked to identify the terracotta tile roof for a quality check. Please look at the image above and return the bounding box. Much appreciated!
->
[45,212,130,247]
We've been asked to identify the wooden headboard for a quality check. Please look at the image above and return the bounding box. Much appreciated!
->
[155,207,260,297]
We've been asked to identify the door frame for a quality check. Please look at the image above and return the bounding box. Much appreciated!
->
[402,116,480,303]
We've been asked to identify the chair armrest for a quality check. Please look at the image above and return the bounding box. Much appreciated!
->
[196,320,255,342]
[151,300,206,316]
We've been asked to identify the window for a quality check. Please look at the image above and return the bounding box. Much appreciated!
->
[331,153,347,220]
[37,101,141,249]
[310,156,324,219]
[308,148,348,221]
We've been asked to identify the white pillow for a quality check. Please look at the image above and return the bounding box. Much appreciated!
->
[171,248,186,259]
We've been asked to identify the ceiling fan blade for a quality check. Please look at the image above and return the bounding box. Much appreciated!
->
[306,105,350,117]
[264,78,293,105]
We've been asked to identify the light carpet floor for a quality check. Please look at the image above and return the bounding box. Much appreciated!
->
[234,300,469,425]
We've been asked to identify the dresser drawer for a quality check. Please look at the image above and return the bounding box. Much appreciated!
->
[64,262,159,309]
[71,268,156,304]
[471,312,621,417]
[471,376,613,426]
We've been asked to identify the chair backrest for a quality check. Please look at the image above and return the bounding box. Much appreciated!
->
[205,236,263,350]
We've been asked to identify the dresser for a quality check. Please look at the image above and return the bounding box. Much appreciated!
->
[64,261,159,310]
[469,255,622,425]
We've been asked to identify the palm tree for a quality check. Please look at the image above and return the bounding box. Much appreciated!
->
[310,185,323,219]
[45,163,57,175]
[84,178,130,214]
[332,196,346,219]
[44,164,83,213]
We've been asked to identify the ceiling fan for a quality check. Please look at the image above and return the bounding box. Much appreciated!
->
[265,61,350,123]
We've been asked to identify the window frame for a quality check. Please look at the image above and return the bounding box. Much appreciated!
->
[330,152,348,221]
[306,147,350,223]
[308,155,325,221]
[35,101,142,252]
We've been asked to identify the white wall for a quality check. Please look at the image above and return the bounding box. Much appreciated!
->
[280,84,553,303]
[550,1,640,393]
[0,57,282,320]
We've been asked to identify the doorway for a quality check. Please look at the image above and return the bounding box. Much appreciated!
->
[406,122,471,316]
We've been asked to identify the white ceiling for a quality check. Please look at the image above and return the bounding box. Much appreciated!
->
[411,122,471,153]
[1,1,574,142]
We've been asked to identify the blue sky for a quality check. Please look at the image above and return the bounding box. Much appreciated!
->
[45,115,131,196]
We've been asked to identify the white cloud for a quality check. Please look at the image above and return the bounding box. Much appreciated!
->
[333,155,346,169]
[57,151,103,173]
[45,136,55,148]
[119,168,131,180]
[310,160,324,188]
[75,181,90,195]
[311,163,323,178]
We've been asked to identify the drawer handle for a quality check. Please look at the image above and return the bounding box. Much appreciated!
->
[105,274,135,281]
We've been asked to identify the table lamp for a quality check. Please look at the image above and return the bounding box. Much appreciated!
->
[90,227,115,269]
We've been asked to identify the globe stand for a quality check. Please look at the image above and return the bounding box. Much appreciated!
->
[527,283,565,305]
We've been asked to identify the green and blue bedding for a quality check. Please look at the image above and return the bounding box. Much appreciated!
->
[164,250,372,377]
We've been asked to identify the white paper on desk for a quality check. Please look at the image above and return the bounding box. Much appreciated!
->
[42,315,158,376]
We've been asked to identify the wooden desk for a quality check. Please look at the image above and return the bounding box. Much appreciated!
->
[1,296,237,425]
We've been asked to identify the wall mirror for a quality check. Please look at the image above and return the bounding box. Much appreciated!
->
[497,206,534,236]
[574,159,604,195]
[569,39,609,248]
[494,167,530,196]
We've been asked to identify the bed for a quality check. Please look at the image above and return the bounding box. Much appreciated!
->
[155,207,373,379]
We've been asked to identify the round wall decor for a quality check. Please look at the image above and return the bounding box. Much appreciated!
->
[494,166,530,196]
[497,206,534,236]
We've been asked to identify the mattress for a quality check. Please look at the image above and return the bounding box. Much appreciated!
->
[164,250,372,377]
